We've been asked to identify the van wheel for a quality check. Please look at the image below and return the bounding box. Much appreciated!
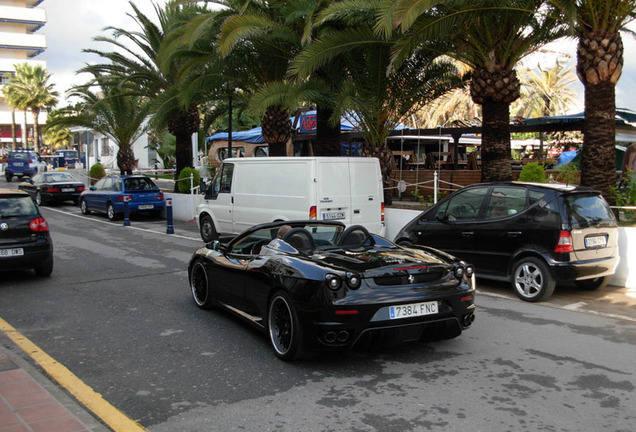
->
[575,276,610,291]
[200,214,217,242]
[512,257,555,302]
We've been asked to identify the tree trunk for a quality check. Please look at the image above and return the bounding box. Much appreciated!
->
[32,110,40,153]
[480,99,512,182]
[315,105,341,156]
[168,105,200,192]
[116,146,135,175]
[580,81,616,204]
[11,109,16,150]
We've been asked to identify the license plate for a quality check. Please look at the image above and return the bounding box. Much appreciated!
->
[322,211,345,220]
[138,204,154,210]
[389,301,438,320]
[13,162,24,167]
[61,188,75,192]
[0,248,24,258]
[585,236,607,248]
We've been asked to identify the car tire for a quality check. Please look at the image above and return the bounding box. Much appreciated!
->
[190,260,215,309]
[575,276,610,291]
[80,199,90,215]
[200,214,218,243]
[512,257,555,302]
[73,197,80,206]
[268,291,304,361]
[35,191,43,206]
[107,203,119,221]
[5,174,11,182]
[34,260,53,277]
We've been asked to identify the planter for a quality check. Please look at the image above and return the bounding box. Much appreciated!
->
[384,208,636,289]
[164,192,203,222]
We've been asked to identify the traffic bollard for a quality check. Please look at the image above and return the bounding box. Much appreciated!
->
[123,197,131,227]
[166,198,174,234]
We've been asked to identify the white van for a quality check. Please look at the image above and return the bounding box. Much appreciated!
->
[196,157,385,241]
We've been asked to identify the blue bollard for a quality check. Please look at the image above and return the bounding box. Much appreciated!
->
[123,198,131,227]
[166,198,174,234]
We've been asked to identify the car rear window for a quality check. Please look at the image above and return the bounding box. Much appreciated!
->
[565,193,616,228]
[0,196,39,217]
[124,178,157,191]
[9,152,28,160]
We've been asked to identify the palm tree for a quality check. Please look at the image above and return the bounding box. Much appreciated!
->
[291,0,463,203]
[550,0,636,201]
[82,1,205,186]
[4,63,58,152]
[378,0,568,182]
[43,110,72,150]
[50,74,151,175]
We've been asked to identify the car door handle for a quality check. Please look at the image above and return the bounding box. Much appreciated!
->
[507,231,522,237]
[461,231,474,237]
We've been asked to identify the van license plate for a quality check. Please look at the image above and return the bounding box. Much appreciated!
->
[389,301,438,320]
[585,236,606,248]
[322,211,345,220]
[0,248,24,258]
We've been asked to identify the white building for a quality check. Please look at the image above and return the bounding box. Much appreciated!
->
[0,0,47,148]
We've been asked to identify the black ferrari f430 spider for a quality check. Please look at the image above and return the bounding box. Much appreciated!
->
[188,221,476,361]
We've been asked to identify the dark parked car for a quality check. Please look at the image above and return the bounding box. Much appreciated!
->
[52,149,80,169]
[4,150,47,182]
[0,189,54,277]
[18,172,86,206]
[394,182,619,302]
[188,220,476,361]
[79,175,165,221]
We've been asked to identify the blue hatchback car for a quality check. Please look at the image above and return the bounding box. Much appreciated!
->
[4,150,48,182]
[79,175,165,221]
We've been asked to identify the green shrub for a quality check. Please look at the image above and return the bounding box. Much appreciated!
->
[177,167,201,193]
[518,162,546,182]
[88,163,105,185]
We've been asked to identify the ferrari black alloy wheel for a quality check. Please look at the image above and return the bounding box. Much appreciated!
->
[268,291,303,361]
[190,260,214,309]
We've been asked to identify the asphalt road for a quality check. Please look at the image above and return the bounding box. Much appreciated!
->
[1,197,635,431]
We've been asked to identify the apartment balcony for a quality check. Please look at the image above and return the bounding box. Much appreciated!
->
[0,32,46,57]
[0,6,46,33]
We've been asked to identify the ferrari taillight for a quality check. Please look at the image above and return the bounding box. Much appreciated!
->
[29,217,49,232]
[554,230,574,253]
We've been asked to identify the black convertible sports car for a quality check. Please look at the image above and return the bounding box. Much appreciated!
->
[188,221,476,361]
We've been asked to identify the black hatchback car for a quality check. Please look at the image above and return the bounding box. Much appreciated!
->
[0,189,54,277]
[394,182,619,302]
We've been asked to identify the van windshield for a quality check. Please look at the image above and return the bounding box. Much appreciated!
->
[566,193,616,228]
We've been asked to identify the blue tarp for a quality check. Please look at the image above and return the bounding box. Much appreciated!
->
[557,150,578,166]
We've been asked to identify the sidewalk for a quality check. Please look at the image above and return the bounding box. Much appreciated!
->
[0,344,109,432]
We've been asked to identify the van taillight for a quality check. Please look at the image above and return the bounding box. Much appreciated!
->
[381,202,385,222]
[554,230,574,253]
[309,206,317,220]
[30,217,49,232]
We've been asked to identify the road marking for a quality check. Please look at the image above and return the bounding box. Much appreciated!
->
[44,206,201,242]
[0,317,148,432]
[477,290,636,323]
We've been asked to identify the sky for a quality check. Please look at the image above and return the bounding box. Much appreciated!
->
[38,0,636,115]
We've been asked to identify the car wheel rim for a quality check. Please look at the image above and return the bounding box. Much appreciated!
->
[514,263,543,298]
[201,217,214,241]
[190,262,209,306]
[269,296,293,355]
[36,193,41,205]
[81,200,87,213]
[108,205,114,219]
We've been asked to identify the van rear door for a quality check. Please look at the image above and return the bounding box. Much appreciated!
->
[348,158,384,235]
[316,159,351,224]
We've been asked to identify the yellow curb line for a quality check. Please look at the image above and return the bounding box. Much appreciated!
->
[0,317,147,432]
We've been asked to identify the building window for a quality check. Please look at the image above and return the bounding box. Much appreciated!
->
[102,137,110,156]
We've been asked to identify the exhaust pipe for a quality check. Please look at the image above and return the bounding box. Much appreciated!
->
[462,313,475,327]
[336,331,349,342]
[324,332,337,343]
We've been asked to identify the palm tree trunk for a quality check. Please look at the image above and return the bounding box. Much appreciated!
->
[580,81,616,203]
[480,99,512,182]
[10,109,16,150]
[32,109,40,153]
[315,106,341,156]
